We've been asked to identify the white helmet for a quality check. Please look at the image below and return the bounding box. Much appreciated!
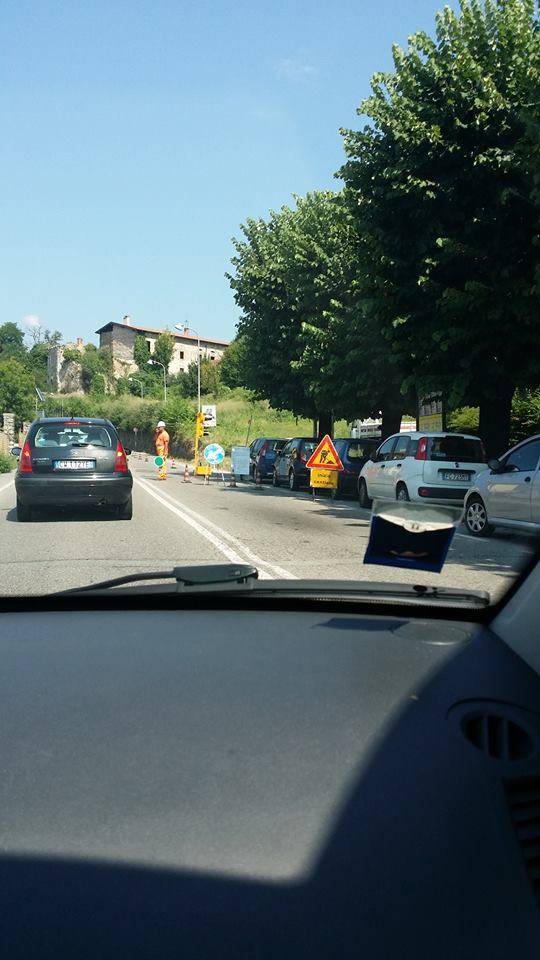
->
[157,420,166,428]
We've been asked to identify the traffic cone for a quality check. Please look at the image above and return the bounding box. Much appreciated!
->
[183,463,191,483]
[171,457,176,471]
[229,468,236,488]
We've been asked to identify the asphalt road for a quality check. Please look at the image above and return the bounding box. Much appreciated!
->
[0,457,537,599]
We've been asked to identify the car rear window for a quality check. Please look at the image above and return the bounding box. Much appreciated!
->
[267,439,286,451]
[345,441,377,460]
[302,440,317,456]
[428,436,485,463]
[34,424,115,448]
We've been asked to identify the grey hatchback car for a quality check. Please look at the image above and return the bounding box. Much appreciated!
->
[13,417,133,521]
[463,434,540,537]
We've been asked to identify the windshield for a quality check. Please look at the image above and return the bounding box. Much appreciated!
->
[1,0,538,604]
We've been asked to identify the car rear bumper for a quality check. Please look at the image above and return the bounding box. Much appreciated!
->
[414,485,468,503]
[15,473,133,508]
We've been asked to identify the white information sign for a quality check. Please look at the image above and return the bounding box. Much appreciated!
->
[231,445,250,477]
[202,404,217,428]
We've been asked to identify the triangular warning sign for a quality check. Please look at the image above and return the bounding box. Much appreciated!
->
[305,434,343,471]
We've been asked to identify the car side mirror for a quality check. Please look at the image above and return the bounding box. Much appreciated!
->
[10,446,22,458]
[488,458,501,472]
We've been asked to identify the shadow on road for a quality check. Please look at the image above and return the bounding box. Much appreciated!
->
[5,507,119,524]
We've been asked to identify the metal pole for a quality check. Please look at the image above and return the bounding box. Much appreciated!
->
[163,364,167,403]
[197,334,201,413]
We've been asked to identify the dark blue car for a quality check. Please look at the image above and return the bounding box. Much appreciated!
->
[332,438,380,499]
[249,437,289,480]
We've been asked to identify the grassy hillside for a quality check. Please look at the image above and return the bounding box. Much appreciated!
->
[43,388,351,456]
[204,391,350,452]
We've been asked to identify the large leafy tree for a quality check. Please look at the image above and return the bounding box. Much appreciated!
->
[229,192,410,437]
[153,332,175,372]
[219,336,248,389]
[0,358,35,425]
[228,207,315,421]
[0,322,26,361]
[284,192,411,437]
[340,0,540,453]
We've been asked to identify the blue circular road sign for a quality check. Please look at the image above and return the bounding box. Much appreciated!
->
[203,443,225,465]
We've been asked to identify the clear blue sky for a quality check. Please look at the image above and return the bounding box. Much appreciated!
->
[1,0,450,346]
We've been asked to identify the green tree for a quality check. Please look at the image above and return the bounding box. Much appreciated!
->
[340,0,540,454]
[181,358,221,398]
[153,332,175,372]
[0,322,26,361]
[134,334,150,370]
[0,358,35,425]
[80,345,113,392]
[228,192,409,437]
[219,337,248,389]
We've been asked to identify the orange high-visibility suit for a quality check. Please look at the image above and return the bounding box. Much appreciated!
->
[155,428,170,480]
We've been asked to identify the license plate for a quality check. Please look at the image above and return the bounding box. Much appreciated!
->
[53,460,96,470]
[441,471,470,482]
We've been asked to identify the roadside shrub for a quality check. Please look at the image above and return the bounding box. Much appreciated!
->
[0,453,15,474]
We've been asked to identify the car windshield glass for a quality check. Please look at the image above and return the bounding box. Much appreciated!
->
[34,425,114,448]
[1,0,538,607]
[429,437,485,463]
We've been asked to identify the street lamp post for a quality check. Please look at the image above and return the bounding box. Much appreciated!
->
[147,358,167,402]
[128,377,144,398]
[175,323,201,412]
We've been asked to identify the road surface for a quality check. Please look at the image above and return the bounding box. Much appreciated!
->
[0,457,536,599]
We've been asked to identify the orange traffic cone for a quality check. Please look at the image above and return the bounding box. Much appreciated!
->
[183,463,191,483]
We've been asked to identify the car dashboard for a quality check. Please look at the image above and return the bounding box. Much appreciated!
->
[0,603,539,958]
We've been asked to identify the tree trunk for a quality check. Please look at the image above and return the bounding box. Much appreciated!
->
[479,384,514,458]
[380,403,402,442]
[317,412,333,439]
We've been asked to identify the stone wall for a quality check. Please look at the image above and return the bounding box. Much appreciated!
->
[47,347,85,393]
[107,326,137,377]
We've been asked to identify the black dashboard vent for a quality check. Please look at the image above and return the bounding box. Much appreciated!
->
[463,714,533,761]
[505,777,540,909]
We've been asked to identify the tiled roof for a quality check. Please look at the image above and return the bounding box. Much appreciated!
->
[95,321,229,347]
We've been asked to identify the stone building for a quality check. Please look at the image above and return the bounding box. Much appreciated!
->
[95,317,229,378]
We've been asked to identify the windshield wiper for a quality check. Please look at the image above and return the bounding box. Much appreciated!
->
[57,563,259,595]
[55,566,489,607]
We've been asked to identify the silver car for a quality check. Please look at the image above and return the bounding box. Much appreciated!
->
[463,434,540,537]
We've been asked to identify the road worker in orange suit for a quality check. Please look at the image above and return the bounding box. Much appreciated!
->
[155,420,170,480]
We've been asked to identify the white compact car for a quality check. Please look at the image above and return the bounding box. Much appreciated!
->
[358,432,486,507]
[463,434,540,537]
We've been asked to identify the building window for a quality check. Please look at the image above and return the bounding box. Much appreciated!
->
[179,350,184,359]
[146,340,152,353]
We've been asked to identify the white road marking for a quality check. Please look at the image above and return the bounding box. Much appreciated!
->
[135,477,295,580]
[140,478,297,580]
[0,477,15,497]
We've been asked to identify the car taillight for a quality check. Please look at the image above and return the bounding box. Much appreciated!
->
[415,437,428,461]
[259,442,268,457]
[19,441,33,473]
[115,441,128,473]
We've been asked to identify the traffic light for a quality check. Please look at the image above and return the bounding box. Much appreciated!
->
[195,411,204,439]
